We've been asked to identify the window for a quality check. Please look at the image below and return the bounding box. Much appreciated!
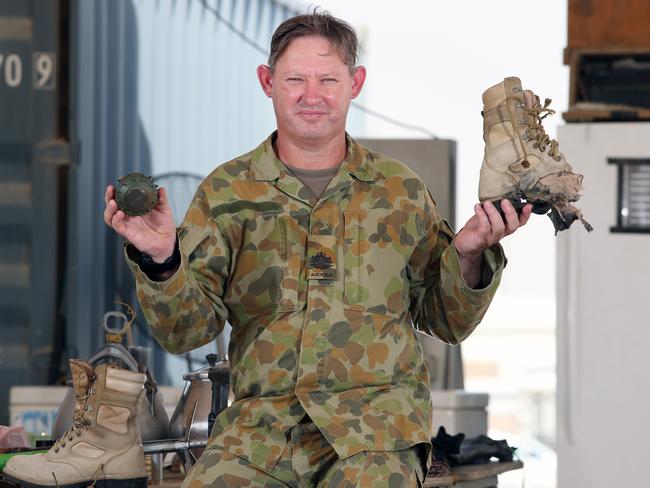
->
[610,158,650,233]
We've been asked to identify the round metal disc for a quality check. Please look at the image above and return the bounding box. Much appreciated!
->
[115,172,159,216]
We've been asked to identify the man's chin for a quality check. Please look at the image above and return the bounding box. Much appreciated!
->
[293,125,337,141]
[299,131,326,140]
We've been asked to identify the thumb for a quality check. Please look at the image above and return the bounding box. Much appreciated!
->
[155,187,174,218]
[158,187,169,207]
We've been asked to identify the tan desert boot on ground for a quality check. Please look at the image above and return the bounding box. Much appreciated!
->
[479,76,592,233]
[3,360,147,488]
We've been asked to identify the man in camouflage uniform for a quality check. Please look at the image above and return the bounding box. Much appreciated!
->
[104,12,531,488]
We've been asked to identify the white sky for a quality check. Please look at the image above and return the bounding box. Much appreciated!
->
[316,0,569,316]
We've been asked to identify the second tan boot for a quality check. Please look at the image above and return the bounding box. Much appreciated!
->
[479,76,592,233]
[4,360,147,488]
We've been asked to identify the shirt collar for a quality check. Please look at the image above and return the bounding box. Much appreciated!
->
[248,131,378,183]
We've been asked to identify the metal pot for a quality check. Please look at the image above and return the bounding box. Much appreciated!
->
[169,354,230,468]
[52,343,170,441]
[52,312,170,442]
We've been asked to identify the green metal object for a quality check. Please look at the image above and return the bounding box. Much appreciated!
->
[115,172,159,216]
[0,451,46,473]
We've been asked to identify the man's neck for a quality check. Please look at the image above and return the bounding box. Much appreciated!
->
[274,131,347,170]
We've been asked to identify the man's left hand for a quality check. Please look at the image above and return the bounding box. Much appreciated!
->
[454,199,532,287]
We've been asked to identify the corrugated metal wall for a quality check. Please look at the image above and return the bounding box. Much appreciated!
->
[0,0,68,425]
[67,0,364,385]
[136,0,280,175]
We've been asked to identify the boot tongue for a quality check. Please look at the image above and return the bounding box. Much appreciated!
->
[483,77,522,111]
[69,359,95,397]
[523,90,538,109]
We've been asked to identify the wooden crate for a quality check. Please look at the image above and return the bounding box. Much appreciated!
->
[564,103,650,122]
[563,47,650,121]
[565,0,650,121]
[568,0,650,53]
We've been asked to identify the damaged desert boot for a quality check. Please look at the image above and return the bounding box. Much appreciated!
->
[4,360,147,488]
[479,76,592,233]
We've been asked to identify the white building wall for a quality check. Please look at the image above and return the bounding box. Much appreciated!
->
[557,123,650,488]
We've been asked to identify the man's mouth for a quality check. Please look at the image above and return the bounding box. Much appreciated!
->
[298,110,327,117]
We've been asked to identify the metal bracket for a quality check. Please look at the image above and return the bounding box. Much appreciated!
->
[33,138,77,166]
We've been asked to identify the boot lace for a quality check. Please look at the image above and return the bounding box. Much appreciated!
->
[53,375,96,453]
[524,97,561,161]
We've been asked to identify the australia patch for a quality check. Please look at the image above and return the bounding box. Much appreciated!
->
[310,251,333,270]
[307,235,337,281]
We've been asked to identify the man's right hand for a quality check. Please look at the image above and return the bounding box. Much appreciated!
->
[104,185,177,262]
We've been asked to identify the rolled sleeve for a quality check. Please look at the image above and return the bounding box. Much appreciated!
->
[408,190,507,344]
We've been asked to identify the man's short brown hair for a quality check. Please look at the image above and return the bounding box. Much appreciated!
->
[268,11,359,73]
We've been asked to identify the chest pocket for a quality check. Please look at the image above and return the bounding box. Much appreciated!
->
[343,208,413,318]
[228,208,301,314]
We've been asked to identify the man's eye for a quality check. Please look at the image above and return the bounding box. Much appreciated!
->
[322,78,337,83]
[287,77,303,81]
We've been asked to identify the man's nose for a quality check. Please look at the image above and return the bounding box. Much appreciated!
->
[302,79,322,105]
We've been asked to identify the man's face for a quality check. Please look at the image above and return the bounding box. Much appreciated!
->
[258,36,366,143]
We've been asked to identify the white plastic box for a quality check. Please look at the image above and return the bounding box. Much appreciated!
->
[9,386,68,438]
[430,390,489,438]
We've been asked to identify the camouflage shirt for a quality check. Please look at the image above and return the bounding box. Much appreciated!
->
[126,132,505,470]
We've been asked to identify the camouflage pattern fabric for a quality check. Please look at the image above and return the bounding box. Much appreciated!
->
[126,132,505,479]
[182,414,426,488]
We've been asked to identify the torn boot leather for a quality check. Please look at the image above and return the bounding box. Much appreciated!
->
[479,76,593,234]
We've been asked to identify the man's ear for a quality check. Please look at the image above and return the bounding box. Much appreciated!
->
[257,65,273,97]
[351,66,367,99]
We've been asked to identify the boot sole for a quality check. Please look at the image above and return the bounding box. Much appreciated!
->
[491,197,551,218]
[491,197,525,219]
[2,474,148,488]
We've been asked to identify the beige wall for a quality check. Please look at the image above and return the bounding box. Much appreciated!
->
[357,139,456,228]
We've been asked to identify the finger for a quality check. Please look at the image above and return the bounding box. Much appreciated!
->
[474,203,491,234]
[482,200,506,238]
[105,185,114,207]
[111,209,128,236]
[500,199,520,234]
[519,203,533,227]
[104,199,118,227]
[156,187,176,222]
[157,187,171,215]
[158,187,168,207]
